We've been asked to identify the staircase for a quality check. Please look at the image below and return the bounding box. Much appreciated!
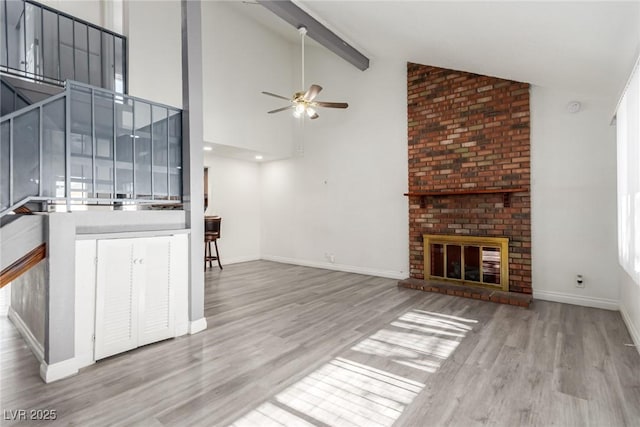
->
[0,213,46,288]
[1,80,183,217]
[1,75,64,115]
[0,78,47,286]
[1,79,183,286]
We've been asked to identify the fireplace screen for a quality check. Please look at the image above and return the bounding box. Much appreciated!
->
[424,235,509,291]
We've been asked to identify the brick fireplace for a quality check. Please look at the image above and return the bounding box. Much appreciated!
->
[401,63,532,304]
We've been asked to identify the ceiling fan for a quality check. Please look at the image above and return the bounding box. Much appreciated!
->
[262,27,348,120]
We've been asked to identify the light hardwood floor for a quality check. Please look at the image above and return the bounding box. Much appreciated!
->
[1,261,639,426]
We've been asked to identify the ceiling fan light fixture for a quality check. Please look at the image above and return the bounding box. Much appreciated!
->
[261,25,348,120]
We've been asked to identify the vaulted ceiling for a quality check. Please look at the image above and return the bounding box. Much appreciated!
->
[238,1,640,103]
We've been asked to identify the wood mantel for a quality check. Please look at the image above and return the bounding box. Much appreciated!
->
[404,187,529,208]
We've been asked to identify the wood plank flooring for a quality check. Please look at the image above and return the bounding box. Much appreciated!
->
[1,260,639,426]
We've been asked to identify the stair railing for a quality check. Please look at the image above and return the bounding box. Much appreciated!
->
[0,80,183,217]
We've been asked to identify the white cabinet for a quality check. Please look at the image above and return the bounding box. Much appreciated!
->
[93,234,187,360]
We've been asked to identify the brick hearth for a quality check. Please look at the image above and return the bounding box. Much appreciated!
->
[406,63,532,297]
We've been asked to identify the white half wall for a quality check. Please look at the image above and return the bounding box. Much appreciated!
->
[530,86,619,310]
[260,47,409,279]
[204,154,261,265]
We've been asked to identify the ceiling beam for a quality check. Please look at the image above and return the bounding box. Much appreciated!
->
[256,0,370,71]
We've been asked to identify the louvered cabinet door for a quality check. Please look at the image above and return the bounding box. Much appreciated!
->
[94,239,138,360]
[136,236,175,347]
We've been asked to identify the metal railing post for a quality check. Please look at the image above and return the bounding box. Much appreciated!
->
[132,98,136,199]
[150,106,154,200]
[91,88,96,199]
[113,92,117,200]
[65,84,71,211]
[166,108,170,199]
[38,104,42,197]
[9,118,13,206]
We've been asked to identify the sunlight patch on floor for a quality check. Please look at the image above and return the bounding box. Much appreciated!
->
[273,357,424,427]
[228,309,477,427]
[229,402,315,427]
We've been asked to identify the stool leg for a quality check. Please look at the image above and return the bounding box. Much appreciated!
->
[204,241,207,271]
[214,240,222,269]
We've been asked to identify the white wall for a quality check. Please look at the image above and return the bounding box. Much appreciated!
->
[201,1,293,158]
[38,0,180,107]
[125,0,182,108]
[204,154,261,265]
[530,86,619,309]
[260,45,409,279]
[39,0,107,30]
[10,261,47,347]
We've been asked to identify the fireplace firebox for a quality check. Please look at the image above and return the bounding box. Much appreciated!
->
[423,235,509,291]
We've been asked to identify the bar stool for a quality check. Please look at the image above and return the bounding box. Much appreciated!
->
[204,216,223,270]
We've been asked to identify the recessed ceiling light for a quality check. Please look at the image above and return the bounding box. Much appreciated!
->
[255,155,263,160]
[203,146,213,151]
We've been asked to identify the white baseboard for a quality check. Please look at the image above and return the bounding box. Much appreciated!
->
[8,306,44,363]
[9,307,83,382]
[189,318,207,334]
[620,304,640,356]
[533,289,619,311]
[39,358,78,383]
[222,255,261,266]
[261,255,406,280]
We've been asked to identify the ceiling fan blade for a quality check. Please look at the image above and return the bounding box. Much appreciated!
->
[313,101,348,109]
[309,112,319,120]
[268,105,294,114]
[303,84,323,102]
[262,91,292,101]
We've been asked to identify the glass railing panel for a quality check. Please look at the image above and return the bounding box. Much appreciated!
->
[101,32,114,92]
[2,0,127,92]
[13,109,39,202]
[134,100,152,199]
[25,2,42,78]
[116,96,134,199]
[94,90,114,198]
[42,97,66,198]
[1,81,181,215]
[69,85,93,199]
[88,28,101,88]
[114,37,124,94]
[152,106,168,199]
[5,0,23,72]
[59,15,74,82]
[74,21,89,84]
[168,109,182,200]
[0,121,9,210]
[42,9,59,81]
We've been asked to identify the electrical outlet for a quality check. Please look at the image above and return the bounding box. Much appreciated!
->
[576,274,584,288]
